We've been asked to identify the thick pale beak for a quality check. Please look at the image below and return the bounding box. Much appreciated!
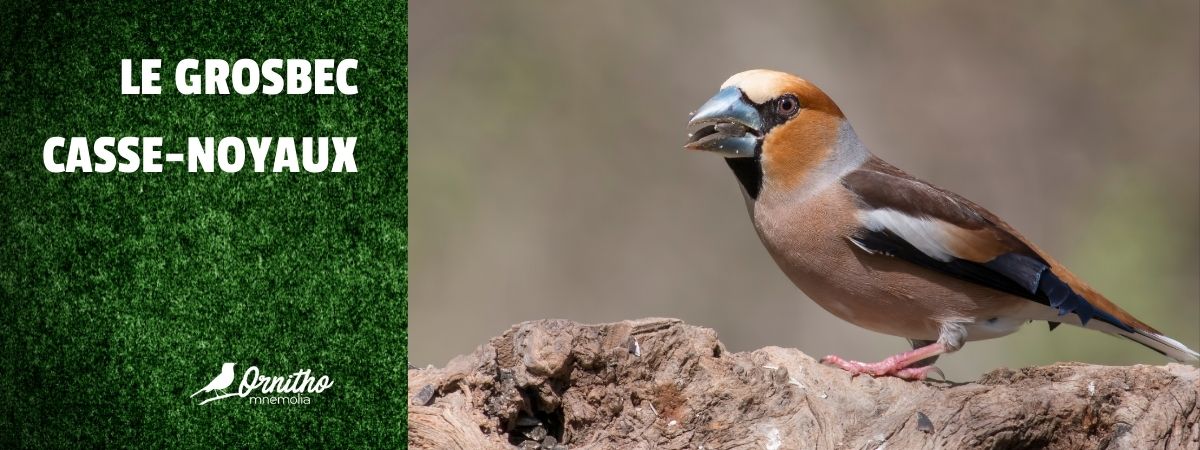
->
[685,86,763,157]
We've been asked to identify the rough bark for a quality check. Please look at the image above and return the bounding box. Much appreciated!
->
[408,318,1199,450]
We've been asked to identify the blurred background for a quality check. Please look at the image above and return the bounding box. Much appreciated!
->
[410,1,1199,378]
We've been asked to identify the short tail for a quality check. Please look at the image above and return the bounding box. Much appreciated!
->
[1120,328,1199,363]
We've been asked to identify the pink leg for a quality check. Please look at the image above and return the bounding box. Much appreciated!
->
[820,342,947,380]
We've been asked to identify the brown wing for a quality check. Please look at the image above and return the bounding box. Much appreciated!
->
[842,156,1152,333]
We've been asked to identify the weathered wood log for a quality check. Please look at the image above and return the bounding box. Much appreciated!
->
[408,318,1199,449]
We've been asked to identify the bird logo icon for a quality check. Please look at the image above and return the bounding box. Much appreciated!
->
[191,362,236,401]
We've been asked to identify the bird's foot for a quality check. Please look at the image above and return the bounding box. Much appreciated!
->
[894,365,944,381]
[819,355,941,380]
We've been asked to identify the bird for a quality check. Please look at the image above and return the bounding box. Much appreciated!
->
[684,69,1199,380]
[191,362,236,397]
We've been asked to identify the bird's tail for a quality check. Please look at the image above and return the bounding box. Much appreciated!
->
[1120,328,1199,363]
[1043,289,1199,363]
[190,389,205,398]
[1081,318,1200,363]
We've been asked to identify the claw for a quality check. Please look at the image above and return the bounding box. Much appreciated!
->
[929,366,946,381]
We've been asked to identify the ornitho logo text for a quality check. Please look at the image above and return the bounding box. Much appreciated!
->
[190,362,333,406]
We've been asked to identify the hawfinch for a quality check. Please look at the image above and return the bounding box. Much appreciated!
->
[685,69,1199,380]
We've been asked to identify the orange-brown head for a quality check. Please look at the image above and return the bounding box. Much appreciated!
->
[686,70,854,198]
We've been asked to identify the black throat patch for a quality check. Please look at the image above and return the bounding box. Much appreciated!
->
[725,157,762,199]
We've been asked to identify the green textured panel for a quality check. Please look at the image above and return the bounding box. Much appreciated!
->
[0,1,408,447]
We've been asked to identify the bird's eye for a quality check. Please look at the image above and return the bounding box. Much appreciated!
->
[776,95,799,116]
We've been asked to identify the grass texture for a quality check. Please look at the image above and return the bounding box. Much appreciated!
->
[0,1,408,447]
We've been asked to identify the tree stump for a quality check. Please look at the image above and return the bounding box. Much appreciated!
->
[408,318,1199,449]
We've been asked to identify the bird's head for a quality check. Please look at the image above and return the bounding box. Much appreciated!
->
[222,362,236,369]
[686,70,852,195]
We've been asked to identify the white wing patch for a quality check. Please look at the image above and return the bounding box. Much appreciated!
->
[857,209,966,262]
